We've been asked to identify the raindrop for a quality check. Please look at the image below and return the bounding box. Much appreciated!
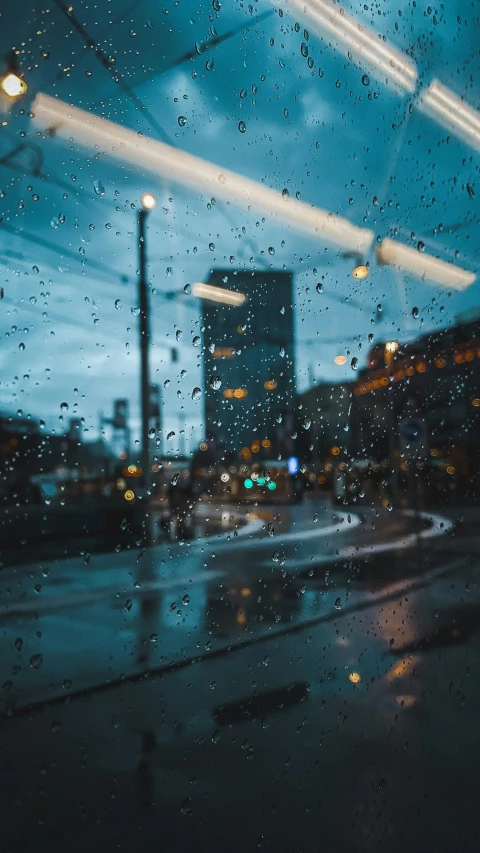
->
[238,120,246,133]
[206,58,214,72]
[192,336,201,347]
[30,653,43,670]
[351,357,358,371]
[115,299,122,310]
[209,242,215,251]
[14,637,23,651]
[209,375,222,390]
[125,599,133,611]
[212,0,221,10]
[176,329,183,341]
[303,418,311,430]
[412,306,419,319]
[279,346,285,357]
[60,402,69,412]
[276,414,283,424]
[148,428,156,438]
[18,342,25,352]
[120,518,128,531]
[58,213,65,224]
[467,184,475,199]
[240,88,247,98]
[183,283,191,294]
[362,74,370,86]
[32,265,39,274]
[300,43,309,57]
[268,247,275,256]
[316,282,323,294]
[178,115,187,127]
[131,306,140,316]
[192,387,202,400]
[182,594,190,605]
[417,241,425,252]
[334,597,342,610]
[93,180,105,196]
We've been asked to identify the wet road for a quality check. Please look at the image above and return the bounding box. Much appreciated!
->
[1,497,479,852]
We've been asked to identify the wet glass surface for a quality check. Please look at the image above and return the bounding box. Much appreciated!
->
[1,1,480,850]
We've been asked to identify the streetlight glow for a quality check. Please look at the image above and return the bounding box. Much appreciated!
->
[1,72,27,98]
[352,264,369,279]
[385,340,399,354]
[141,192,157,210]
[334,355,347,365]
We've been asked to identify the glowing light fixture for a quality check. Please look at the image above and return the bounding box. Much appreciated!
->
[244,478,253,489]
[32,92,374,254]
[1,71,27,98]
[334,355,347,365]
[385,340,399,354]
[348,672,361,684]
[419,80,480,152]
[141,192,157,210]
[267,481,277,491]
[192,282,246,306]
[275,0,417,93]
[352,264,369,279]
[376,238,475,290]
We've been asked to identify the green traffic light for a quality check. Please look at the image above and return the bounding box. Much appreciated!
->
[257,476,266,486]
[267,481,276,490]
[244,478,253,489]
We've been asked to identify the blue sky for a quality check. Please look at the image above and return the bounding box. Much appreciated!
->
[1,0,479,451]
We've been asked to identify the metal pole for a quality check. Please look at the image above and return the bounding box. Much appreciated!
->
[385,349,398,507]
[138,208,151,544]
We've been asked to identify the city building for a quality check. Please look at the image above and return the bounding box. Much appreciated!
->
[350,318,480,472]
[201,269,295,459]
[296,381,354,463]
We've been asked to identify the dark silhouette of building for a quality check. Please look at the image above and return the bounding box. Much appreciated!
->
[202,269,295,459]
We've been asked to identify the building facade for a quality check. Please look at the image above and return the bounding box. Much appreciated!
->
[202,269,295,459]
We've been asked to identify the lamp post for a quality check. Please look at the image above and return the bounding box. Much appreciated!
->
[385,341,399,505]
[138,192,156,543]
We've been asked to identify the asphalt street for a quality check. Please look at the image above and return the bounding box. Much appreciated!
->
[1,497,479,852]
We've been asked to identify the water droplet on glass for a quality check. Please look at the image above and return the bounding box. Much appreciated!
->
[182,594,190,605]
[94,180,105,196]
[279,346,285,358]
[268,247,275,256]
[206,58,214,72]
[60,402,69,412]
[351,357,359,371]
[131,306,140,316]
[148,427,156,438]
[14,637,23,651]
[303,418,311,430]
[316,282,323,294]
[417,241,425,252]
[300,43,309,57]
[30,653,43,670]
[18,342,25,351]
[32,265,39,274]
[183,283,191,294]
[176,329,182,341]
[209,375,222,390]
[178,115,187,127]
[362,74,370,86]
[334,597,342,610]
[192,387,202,401]
[115,299,122,310]
[412,306,419,319]
[209,242,215,251]
[238,120,246,133]
[192,336,201,347]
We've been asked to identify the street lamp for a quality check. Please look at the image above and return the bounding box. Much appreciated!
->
[352,263,369,280]
[1,51,27,99]
[384,340,399,504]
[138,192,157,544]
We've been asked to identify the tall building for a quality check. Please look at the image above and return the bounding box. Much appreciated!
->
[201,269,295,458]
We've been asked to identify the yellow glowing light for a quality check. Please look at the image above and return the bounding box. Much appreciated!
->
[352,264,369,280]
[331,446,340,456]
[264,379,278,390]
[472,398,480,408]
[416,362,426,373]
[435,357,446,368]
[446,465,456,475]
[251,441,260,453]
[334,355,347,365]
[124,489,135,501]
[141,192,157,210]
[233,387,247,399]
[385,340,399,354]
[261,438,272,449]
[236,610,247,626]
[240,587,251,598]
[236,324,246,334]
[1,72,27,98]
[199,441,208,451]
[348,672,361,684]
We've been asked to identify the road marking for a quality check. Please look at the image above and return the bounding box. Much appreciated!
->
[232,510,361,550]
[0,569,225,619]
[337,509,452,558]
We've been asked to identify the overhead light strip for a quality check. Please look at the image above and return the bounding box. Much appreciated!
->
[32,92,374,255]
[376,238,475,290]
